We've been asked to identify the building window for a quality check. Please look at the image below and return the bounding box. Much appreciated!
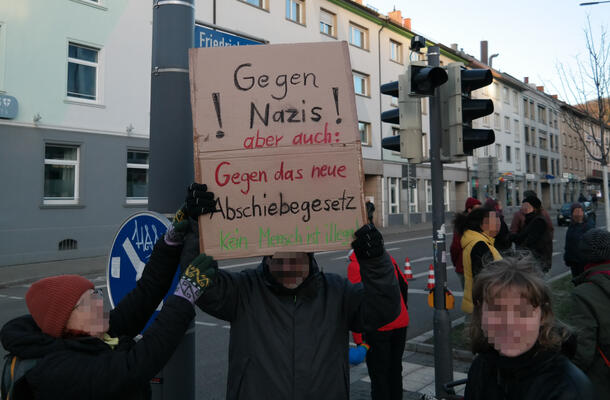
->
[126,150,149,203]
[502,87,509,104]
[513,91,519,112]
[319,9,336,37]
[513,119,520,140]
[482,115,491,127]
[359,121,371,146]
[530,101,535,121]
[494,113,501,129]
[496,144,502,161]
[532,155,537,173]
[538,105,546,124]
[540,157,548,174]
[523,98,529,118]
[492,82,500,100]
[409,183,418,213]
[506,146,512,162]
[524,126,530,145]
[349,23,368,50]
[526,153,531,172]
[44,144,80,205]
[516,148,521,170]
[286,0,305,24]
[67,42,99,101]
[241,0,267,10]
[531,128,536,146]
[353,71,369,96]
[388,178,400,214]
[444,181,450,211]
[390,40,402,63]
[504,116,510,132]
[539,136,547,150]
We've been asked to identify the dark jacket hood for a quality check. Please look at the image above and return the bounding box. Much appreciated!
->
[0,315,109,359]
[260,254,321,298]
[573,262,610,297]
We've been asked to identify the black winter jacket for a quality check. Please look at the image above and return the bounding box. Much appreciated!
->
[464,345,594,400]
[512,212,552,269]
[0,239,195,400]
[196,252,401,400]
[563,219,594,272]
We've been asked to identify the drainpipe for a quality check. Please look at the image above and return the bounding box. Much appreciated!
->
[213,0,216,24]
[377,18,388,225]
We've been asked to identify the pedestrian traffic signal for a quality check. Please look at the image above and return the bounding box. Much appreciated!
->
[380,62,448,164]
[440,62,495,159]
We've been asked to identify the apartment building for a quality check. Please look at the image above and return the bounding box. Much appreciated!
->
[0,1,152,265]
[559,103,588,202]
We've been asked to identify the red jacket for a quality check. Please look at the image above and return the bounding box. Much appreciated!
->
[347,251,409,344]
[450,230,463,274]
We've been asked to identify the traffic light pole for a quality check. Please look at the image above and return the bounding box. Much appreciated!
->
[150,1,196,399]
[428,46,454,397]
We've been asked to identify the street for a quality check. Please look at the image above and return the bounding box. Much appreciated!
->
[0,212,604,399]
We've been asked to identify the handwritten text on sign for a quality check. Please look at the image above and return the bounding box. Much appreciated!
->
[189,42,365,259]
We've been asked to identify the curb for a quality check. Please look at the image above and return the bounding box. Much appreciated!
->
[406,316,474,362]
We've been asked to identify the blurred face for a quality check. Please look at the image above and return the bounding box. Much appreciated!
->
[65,288,109,339]
[482,211,500,238]
[481,286,541,357]
[267,252,310,289]
[521,202,534,214]
[572,207,584,223]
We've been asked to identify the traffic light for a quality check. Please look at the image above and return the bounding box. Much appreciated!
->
[380,62,448,164]
[440,62,495,159]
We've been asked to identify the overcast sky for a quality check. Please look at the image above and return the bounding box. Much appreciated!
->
[370,0,609,103]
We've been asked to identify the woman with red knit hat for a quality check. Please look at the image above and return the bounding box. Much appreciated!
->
[0,185,217,400]
[451,197,481,289]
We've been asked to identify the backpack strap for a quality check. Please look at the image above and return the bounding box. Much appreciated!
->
[1,355,38,400]
[599,346,610,368]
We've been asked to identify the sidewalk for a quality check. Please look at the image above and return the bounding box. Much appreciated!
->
[349,348,471,400]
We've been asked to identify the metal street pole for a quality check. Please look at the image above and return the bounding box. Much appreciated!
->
[428,45,454,398]
[150,0,196,399]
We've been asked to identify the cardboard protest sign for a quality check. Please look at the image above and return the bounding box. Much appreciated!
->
[189,41,366,259]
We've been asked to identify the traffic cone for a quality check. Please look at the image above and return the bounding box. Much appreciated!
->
[426,264,435,290]
[403,258,414,280]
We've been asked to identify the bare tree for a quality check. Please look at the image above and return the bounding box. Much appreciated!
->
[556,16,610,229]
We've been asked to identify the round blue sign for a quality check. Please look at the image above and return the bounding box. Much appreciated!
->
[106,211,180,331]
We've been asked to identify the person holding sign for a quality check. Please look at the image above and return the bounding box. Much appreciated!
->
[186,184,401,400]
[0,191,216,400]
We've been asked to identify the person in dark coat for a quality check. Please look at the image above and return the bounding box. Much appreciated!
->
[483,198,510,251]
[451,197,482,289]
[563,202,595,278]
[570,229,610,400]
[464,256,593,400]
[189,185,401,400]
[510,190,554,240]
[0,186,217,400]
[510,196,553,272]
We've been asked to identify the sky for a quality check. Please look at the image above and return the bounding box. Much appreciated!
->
[369,0,609,104]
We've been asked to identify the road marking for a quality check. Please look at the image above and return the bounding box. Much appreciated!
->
[409,256,434,263]
[195,321,218,327]
[8,296,23,300]
[222,325,231,329]
[412,265,455,279]
[0,294,6,298]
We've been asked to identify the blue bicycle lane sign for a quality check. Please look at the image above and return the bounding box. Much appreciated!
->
[106,211,180,331]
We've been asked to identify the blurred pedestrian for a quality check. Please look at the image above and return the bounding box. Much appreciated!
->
[347,202,409,400]
[460,207,502,314]
[570,229,610,399]
[483,198,510,251]
[563,203,594,278]
[510,190,554,240]
[0,188,216,400]
[464,257,593,400]
[451,197,482,289]
[510,196,553,272]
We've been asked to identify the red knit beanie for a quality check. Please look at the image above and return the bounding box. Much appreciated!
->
[464,197,481,211]
[25,275,94,338]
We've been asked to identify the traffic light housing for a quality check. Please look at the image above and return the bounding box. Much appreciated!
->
[440,62,495,159]
[381,62,448,164]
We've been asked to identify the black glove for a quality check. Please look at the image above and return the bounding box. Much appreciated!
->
[185,183,216,218]
[351,224,385,260]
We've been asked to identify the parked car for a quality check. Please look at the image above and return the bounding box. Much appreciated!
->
[557,202,596,226]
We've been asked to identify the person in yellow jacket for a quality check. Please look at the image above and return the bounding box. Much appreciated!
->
[461,207,502,313]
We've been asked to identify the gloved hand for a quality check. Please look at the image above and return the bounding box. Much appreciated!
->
[164,183,216,246]
[185,183,216,218]
[351,224,385,260]
[348,343,369,365]
[173,254,217,304]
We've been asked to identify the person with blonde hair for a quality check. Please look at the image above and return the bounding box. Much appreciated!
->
[464,256,593,400]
